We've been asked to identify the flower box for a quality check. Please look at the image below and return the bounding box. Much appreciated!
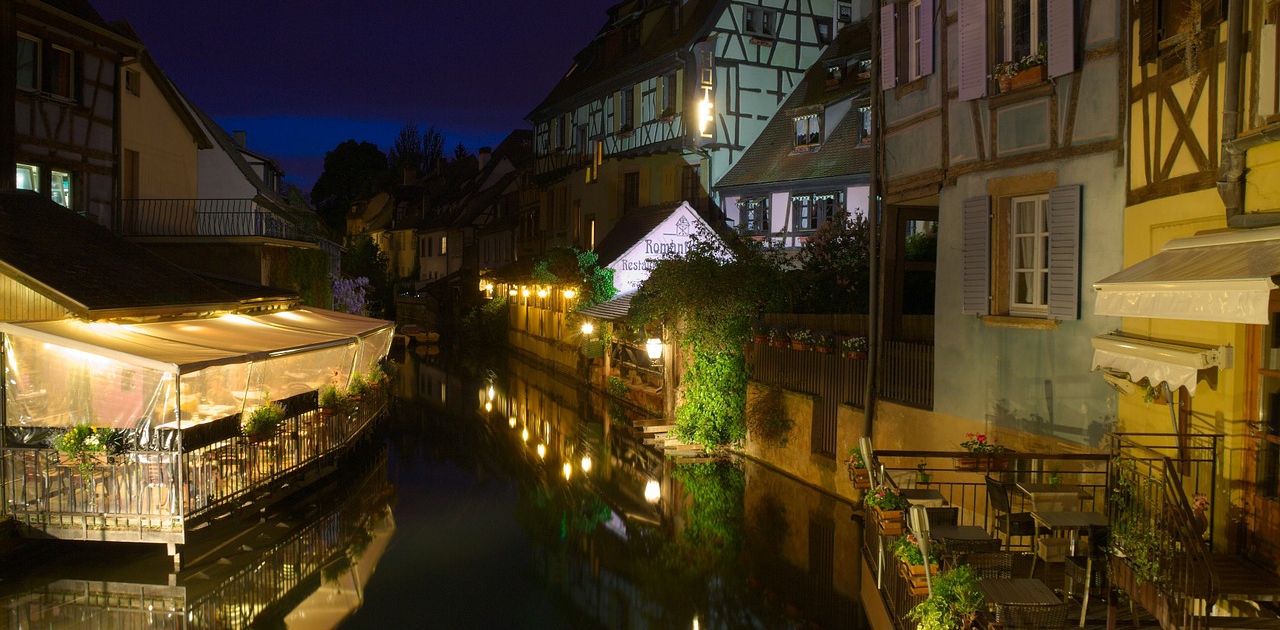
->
[842,350,867,359]
[899,563,933,595]
[790,341,813,351]
[848,462,871,489]
[753,334,768,344]
[904,561,940,577]
[1010,65,1045,90]
[874,506,905,536]
[955,455,1010,471]
[770,338,787,348]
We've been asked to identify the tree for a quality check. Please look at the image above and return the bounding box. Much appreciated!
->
[453,142,468,160]
[388,121,444,176]
[310,140,388,233]
[342,233,394,318]
[793,211,871,313]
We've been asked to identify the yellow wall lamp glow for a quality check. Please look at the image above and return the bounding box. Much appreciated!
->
[697,89,714,138]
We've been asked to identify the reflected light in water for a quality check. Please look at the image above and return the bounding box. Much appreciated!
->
[521,428,529,442]
[509,416,517,428]
[536,443,546,459]
[563,462,572,480]
[486,386,494,400]
[693,616,700,630]
[644,480,661,503]
[484,401,492,412]
[580,455,592,473]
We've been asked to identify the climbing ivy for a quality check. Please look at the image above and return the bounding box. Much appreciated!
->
[531,246,617,309]
[630,227,786,449]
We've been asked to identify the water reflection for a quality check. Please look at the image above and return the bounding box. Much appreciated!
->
[385,350,869,630]
[0,440,395,628]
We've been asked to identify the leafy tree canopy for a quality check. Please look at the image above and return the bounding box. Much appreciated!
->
[342,233,394,318]
[793,210,871,314]
[310,140,388,233]
[531,246,617,309]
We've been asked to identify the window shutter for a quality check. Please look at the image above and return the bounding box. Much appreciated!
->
[1047,184,1081,321]
[1137,0,1158,64]
[881,3,897,90]
[920,0,934,76]
[1047,0,1075,78]
[962,196,991,315]
[957,0,986,101]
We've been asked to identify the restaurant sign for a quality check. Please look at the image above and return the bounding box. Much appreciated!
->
[608,202,721,292]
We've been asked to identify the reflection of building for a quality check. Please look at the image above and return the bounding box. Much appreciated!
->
[0,444,395,629]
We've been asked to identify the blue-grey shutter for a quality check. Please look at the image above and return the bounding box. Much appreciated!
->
[962,196,990,315]
[920,0,934,76]
[957,0,986,101]
[1047,0,1075,78]
[881,3,897,90]
[1048,185,1081,320]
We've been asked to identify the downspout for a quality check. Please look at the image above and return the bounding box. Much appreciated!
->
[863,11,883,439]
[1219,0,1280,227]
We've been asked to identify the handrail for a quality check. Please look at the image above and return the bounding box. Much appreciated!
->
[1161,454,1218,629]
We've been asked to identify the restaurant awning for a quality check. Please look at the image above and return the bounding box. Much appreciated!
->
[1093,227,1280,324]
[577,292,635,323]
[252,306,393,339]
[1090,333,1231,396]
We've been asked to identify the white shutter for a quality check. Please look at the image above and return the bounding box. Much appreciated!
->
[962,196,991,315]
[920,0,934,76]
[957,0,986,101]
[1047,0,1075,78]
[881,3,897,90]
[1047,185,1081,320]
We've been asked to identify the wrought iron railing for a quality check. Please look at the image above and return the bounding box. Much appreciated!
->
[118,198,308,241]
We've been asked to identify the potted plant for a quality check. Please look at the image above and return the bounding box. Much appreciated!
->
[906,564,985,630]
[847,445,871,489]
[242,397,285,441]
[319,385,350,416]
[993,61,1018,92]
[751,322,769,344]
[956,432,1009,471]
[768,326,788,348]
[349,374,372,400]
[815,330,836,354]
[841,336,868,359]
[658,106,677,122]
[894,533,941,572]
[1046,462,1061,485]
[53,423,122,474]
[917,461,931,485]
[864,484,911,535]
[788,328,814,351]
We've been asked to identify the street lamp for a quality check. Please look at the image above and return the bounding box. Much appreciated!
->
[644,479,661,503]
[581,455,592,473]
[563,288,576,299]
[581,322,594,335]
[646,338,663,364]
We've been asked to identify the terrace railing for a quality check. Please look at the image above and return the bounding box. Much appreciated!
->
[119,198,308,241]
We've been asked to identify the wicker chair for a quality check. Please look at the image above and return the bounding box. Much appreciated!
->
[925,506,959,527]
[994,601,1070,629]
[957,551,1015,579]
[985,475,1038,550]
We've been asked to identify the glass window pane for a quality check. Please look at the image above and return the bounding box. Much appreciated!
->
[1015,236,1035,268]
[16,164,39,191]
[1014,272,1033,304]
[1016,202,1036,233]
[16,37,38,89]
[51,170,71,208]
[1040,270,1049,305]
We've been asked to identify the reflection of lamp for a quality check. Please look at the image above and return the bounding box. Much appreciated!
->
[484,401,492,412]
[486,386,494,400]
[693,616,700,630]
[509,416,517,428]
[581,455,592,473]
[581,322,594,335]
[521,428,529,442]
[646,338,663,361]
[644,480,661,503]
[563,462,572,480]
[521,288,530,297]
[536,443,547,459]
[509,288,518,296]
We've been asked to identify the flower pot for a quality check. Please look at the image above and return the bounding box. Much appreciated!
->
[790,341,812,351]
[956,456,981,471]
[842,350,867,359]
[904,561,940,577]
[874,506,905,536]
[1010,65,1045,90]
[997,75,1013,93]
[247,431,274,444]
[917,473,931,485]
[770,339,787,348]
[816,345,833,354]
[849,464,871,489]
[753,334,768,344]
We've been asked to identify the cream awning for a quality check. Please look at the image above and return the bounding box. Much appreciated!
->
[1093,227,1280,324]
[1090,333,1231,396]
[252,306,393,339]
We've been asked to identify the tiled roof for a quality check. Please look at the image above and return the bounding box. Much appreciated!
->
[0,192,238,317]
[593,202,684,267]
[714,22,874,191]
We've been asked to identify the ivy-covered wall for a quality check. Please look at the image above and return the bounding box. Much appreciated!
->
[266,246,332,308]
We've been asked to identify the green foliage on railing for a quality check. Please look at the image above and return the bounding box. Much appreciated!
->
[531,246,617,309]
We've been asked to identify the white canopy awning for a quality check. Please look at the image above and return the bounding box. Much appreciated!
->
[1090,333,1231,396]
[253,306,393,339]
[1093,227,1280,324]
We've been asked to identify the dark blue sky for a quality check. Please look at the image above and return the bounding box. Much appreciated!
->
[91,0,609,191]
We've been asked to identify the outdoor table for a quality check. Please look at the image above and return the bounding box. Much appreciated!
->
[1017,482,1089,511]
[1029,511,1108,579]
[978,577,1062,606]
[930,525,999,565]
[900,488,946,507]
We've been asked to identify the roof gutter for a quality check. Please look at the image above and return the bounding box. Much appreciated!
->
[1218,0,1280,227]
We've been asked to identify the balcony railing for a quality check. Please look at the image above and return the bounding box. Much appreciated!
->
[119,198,307,241]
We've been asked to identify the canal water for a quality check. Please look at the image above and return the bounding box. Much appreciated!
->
[0,350,869,629]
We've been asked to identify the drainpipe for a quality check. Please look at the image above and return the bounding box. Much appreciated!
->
[1218,0,1280,227]
[863,12,882,440]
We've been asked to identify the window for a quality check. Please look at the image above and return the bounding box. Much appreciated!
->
[16,164,39,192]
[620,87,634,130]
[440,236,447,256]
[744,7,777,37]
[124,68,141,96]
[838,1,855,23]
[880,0,933,89]
[794,114,822,150]
[1135,0,1221,62]
[16,35,39,90]
[739,197,770,234]
[908,0,923,79]
[961,185,1081,320]
[661,72,676,114]
[793,192,844,231]
[586,140,602,184]
[47,45,73,99]
[552,117,563,150]
[858,106,872,144]
[1008,194,1050,316]
[50,170,72,209]
[1003,0,1048,64]
[622,172,640,214]
[817,18,833,43]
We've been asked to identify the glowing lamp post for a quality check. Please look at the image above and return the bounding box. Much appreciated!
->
[581,322,594,335]
[580,455,592,473]
[646,338,663,365]
[644,479,661,503]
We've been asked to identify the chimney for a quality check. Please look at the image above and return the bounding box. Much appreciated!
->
[232,130,247,147]
[478,146,492,170]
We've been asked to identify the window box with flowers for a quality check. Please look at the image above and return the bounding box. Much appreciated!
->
[751,322,770,344]
[815,331,836,354]
[993,43,1047,93]
[864,483,911,535]
[894,533,941,587]
[841,336,868,359]
[847,445,871,489]
[788,328,814,351]
[53,423,126,474]
[768,326,788,348]
[956,432,1011,471]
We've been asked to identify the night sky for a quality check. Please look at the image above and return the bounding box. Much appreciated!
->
[90,0,610,191]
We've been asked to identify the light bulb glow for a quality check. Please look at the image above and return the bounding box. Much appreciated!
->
[536,443,546,459]
[581,455,592,473]
[509,289,518,296]
[484,401,492,412]
[581,322,594,335]
[563,289,576,299]
[522,428,529,442]
[644,480,661,503]
[537,288,548,298]
[509,416,517,428]
[563,462,573,480]
[646,338,663,360]
[487,386,495,400]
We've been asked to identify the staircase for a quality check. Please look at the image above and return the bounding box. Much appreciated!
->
[634,418,706,457]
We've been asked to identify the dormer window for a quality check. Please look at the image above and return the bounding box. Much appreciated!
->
[793,114,822,151]
[825,65,844,83]
[858,106,872,144]
[838,1,855,23]
[744,7,777,38]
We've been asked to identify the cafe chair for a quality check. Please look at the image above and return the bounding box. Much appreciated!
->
[993,601,1070,629]
[986,475,1038,550]
[925,506,959,527]
[957,551,1015,579]
[1065,525,1109,626]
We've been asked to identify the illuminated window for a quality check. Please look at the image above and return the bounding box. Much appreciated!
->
[440,236,447,256]
[739,197,770,234]
[859,106,872,144]
[51,170,72,209]
[48,45,73,99]
[793,114,822,150]
[620,87,635,130]
[16,35,39,90]
[16,164,39,192]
